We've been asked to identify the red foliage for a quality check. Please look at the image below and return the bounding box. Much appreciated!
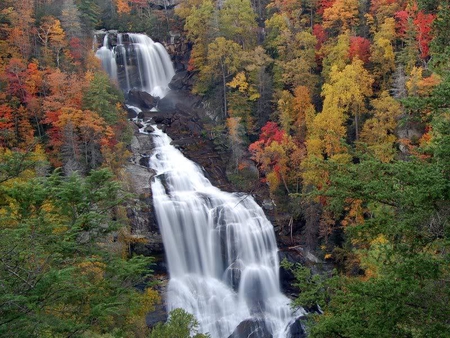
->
[348,36,371,64]
[5,58,28,102]
[258,121,285,145]
[317,0,335,16]
[43,110,63,151]
[370,0,397,15]
[0,104,14,146]
[313,24,327,51]
[414,11,435,59]
[395,10,409,37]
[69,37,83,64]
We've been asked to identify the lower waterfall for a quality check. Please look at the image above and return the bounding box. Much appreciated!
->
[148,125,300,337]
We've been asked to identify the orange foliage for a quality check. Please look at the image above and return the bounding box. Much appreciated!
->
[116,0,131,14]
[323,0,359,32]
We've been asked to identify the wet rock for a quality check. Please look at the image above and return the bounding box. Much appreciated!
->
[262,199,275,211]
[151,114,172,125]
[288,319,307,338]
[228,319,272,338]
[146,304,168,328]
[168,71,195,90]
[224,261,242,290]
[127,90,158,109]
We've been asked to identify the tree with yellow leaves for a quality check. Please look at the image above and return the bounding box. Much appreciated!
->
[323,0,359,34]
[198,37,242,117]
[360,91,400,162]
[370,17,396,89]
[323,58,374,140]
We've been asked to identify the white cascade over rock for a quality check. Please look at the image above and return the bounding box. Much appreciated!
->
[95,33,174,98]
[149,125,300,337]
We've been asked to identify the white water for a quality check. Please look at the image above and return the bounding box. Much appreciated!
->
[95,33,174,98]
[149,126,298,337]
[99,34,299,336]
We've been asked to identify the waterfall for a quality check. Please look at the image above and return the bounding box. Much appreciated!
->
[98,33,300,336]
[149,126,299,337]
[95,33,175,98]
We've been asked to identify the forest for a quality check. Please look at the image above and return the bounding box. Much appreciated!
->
[0,0,449,337]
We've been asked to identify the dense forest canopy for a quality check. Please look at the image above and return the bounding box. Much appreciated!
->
[0,0,449,337]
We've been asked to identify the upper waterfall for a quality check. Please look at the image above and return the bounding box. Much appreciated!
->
[95,32,175,98]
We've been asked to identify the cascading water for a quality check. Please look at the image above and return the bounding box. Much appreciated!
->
[149,126,300,337]
[95,33,175,98]
[97,33,301,337]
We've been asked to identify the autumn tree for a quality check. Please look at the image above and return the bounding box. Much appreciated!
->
[227,46,273,130]
[360,91,400,162]
[219,0,258,50]
[198,37,242,117]
[348,36,371,64]
[8,0,34,60]
[367,0,402,31]
[321,32,350,80]
[323,58,373,140]
[249,121,303,194]
[322,0,359,34]
[35,16,68,67]
[183,0,216,72]
[370,17,396,89]
[278,85,315,142]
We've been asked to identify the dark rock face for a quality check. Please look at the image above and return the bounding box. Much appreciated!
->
[168,70,195,91]
[228,319,273,338]
[125,125,164,256]
[288,319,307,338]
[136,90,232,191]
[127,90,159,109]
[145,304,168,328]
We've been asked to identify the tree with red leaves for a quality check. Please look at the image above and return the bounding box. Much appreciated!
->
[414,10,435,59]
[349,36,371,64]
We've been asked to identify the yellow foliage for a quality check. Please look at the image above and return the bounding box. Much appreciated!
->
[133,287,161,318]
[329,153,352,164]
[266,171,281,192]
[77,260,106,283]
[323,0,359,32]
[370,18,396,86]
[407,67,441,96]
[227,72,249,92]
[342,199,365,227]
[361,91,400,162]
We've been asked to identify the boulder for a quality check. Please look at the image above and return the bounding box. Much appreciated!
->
[168,71,195,90]
[127,90,158,109]
[228,319,272,338]
[287,319,307,338]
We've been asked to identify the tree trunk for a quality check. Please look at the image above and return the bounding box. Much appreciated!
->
[222,62,227,118]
